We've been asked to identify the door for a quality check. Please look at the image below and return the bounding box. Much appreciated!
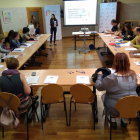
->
[26,7,44,34]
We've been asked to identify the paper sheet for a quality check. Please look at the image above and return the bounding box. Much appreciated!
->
[44,75,59,84]
[134,62,140,66]
[12,48,25,52]
[120,42,131,47]
[138,74,140,78]
[76,75,90,84]
[0,65,4,69]
[20,43,33,48]
[125,48,137,51]
[2,55,18,59]
[103,35,111,37]
[26,76,40,84]
[109,68,115,74]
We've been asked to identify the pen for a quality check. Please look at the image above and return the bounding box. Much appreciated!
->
[76,70,84,74]
[67,71,71,74]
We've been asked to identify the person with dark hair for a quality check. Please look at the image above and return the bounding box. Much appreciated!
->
[4,30,14,43]
[31,15,36,23]
[28,20,39,36]
[123,23,133,40]
[10,32,20,51]
[50,14,58,46]
[22,27,32,43]
[106,19,118,33]
[95,52,137,129]
[31,15,40,34]
[114,22,124,36]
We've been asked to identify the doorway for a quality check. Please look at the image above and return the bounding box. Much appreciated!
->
[26,7,44,34]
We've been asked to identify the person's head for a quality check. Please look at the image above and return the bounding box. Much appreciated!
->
[117,22,124,31]
[137,36,140,44]
[23,27,30,34]
[7,30,14,39]
[112,52,135,80]
[32,15,36,20]
[32,20,39,29]
[0,34,5,44]
[51,14,56,20]
[133,27,140,36]
[124,23,132,32]
[12,32,19,40]
[111,19,117,26]
[6,58,19,70]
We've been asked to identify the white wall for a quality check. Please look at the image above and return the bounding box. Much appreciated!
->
[0,7,28,32]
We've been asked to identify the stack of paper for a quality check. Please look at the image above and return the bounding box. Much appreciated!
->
[76,75,90,84]
[44,75,59,83]
[26,76,40,84]
[103,34,111,37]
[2,55,18,59]
[125,48,137,51]
[12,48,25,52]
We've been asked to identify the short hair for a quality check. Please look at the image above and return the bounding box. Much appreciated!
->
[0,34,5,41]
[32,20,39,28]
[12,32,19,39]
[136,27,140,32]
[23,27,29,34]
[111,19,117,23]
[6,58,19,69]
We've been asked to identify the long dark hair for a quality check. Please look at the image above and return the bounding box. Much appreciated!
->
[51,14,56,21]
[12,32,19,39]
[112,52,136,80]
[8,30,14,40]
[125,23,132,35]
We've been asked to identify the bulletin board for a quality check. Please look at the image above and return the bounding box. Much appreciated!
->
[3,11,12,24]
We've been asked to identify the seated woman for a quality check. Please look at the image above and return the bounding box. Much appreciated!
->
[0,58,32,111]
[4,30,14,44]
[22,27,31,43]
[114,22,124,36]
[95,52,137,129]
[10,32,20,51]
[123,23,133,40]
[0,34,10,53]
[28,20,39,36]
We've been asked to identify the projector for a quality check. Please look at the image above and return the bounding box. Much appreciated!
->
[81,28,89,32]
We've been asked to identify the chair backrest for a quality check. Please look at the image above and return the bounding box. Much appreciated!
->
[70,84,95,104]
[19,29,23,37]
[4,32,8,37]
[0,92,20,112]
[41,84,64,104]
[116,96,140,118]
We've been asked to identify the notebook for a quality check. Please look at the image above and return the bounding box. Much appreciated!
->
[26,76,40,84]
[76,75,90,84]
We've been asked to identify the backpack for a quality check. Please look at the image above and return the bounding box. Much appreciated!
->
[0,95,20,129]
[89,44,95,50]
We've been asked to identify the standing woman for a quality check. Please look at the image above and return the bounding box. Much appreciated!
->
[50,14,58,46]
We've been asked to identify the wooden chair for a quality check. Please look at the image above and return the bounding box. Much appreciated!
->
[19,29,23,37]
[106,96,140,140]
[4,32,8,37]
[41,84,68,129]
[0,92,39,140]
[69,84,96,129]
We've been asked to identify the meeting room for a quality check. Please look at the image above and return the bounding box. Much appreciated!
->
[0,0,140,140]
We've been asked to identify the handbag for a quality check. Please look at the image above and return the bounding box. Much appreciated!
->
[0,94,20,129]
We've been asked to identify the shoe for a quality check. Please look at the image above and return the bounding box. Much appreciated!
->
[50,44,52,46]
[32,95,39,102]
[121,119,127,128]
[54,43,57,45]
[110,122,117,129]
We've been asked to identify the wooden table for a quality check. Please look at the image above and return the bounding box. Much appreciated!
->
[0,34,51,73]
[72,32,97,50]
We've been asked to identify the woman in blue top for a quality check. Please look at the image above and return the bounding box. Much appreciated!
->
[50,14,58,46]
[10,32,20,51]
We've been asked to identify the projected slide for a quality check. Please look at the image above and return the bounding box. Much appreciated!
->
[64,0,97,26]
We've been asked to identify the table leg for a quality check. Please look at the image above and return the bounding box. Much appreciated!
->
[74,35,76,50]
[93,86,98,122]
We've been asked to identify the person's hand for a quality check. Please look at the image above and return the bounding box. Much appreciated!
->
[130,43,133,46]
[98,71,102,75]
[127,35,131,38]
[129,53,134,58]
[49,23,51,25]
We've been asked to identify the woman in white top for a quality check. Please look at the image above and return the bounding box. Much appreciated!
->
[28,20,39,36]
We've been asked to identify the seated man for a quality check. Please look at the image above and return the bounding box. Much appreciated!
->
[105,19,118,33]
[130,27,140,49]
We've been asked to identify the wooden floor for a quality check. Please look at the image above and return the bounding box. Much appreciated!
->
[0,36,138,140]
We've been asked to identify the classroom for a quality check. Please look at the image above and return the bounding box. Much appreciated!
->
[0,0,140,140]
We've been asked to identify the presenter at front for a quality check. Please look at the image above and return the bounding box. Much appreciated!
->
[50,14,58,46]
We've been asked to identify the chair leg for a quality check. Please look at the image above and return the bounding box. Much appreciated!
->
[64,100,68,126]
[41,103,43,130]
[26,112,29,140]
[129,118,131,124]
[92,103,95,130]
[139,115,140,140]
[35,110,39,122]
[75,102,76,111]
[105,115,107,124]
[2,126,4,138]
[69,101,72,126]
[110,115,112,140]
